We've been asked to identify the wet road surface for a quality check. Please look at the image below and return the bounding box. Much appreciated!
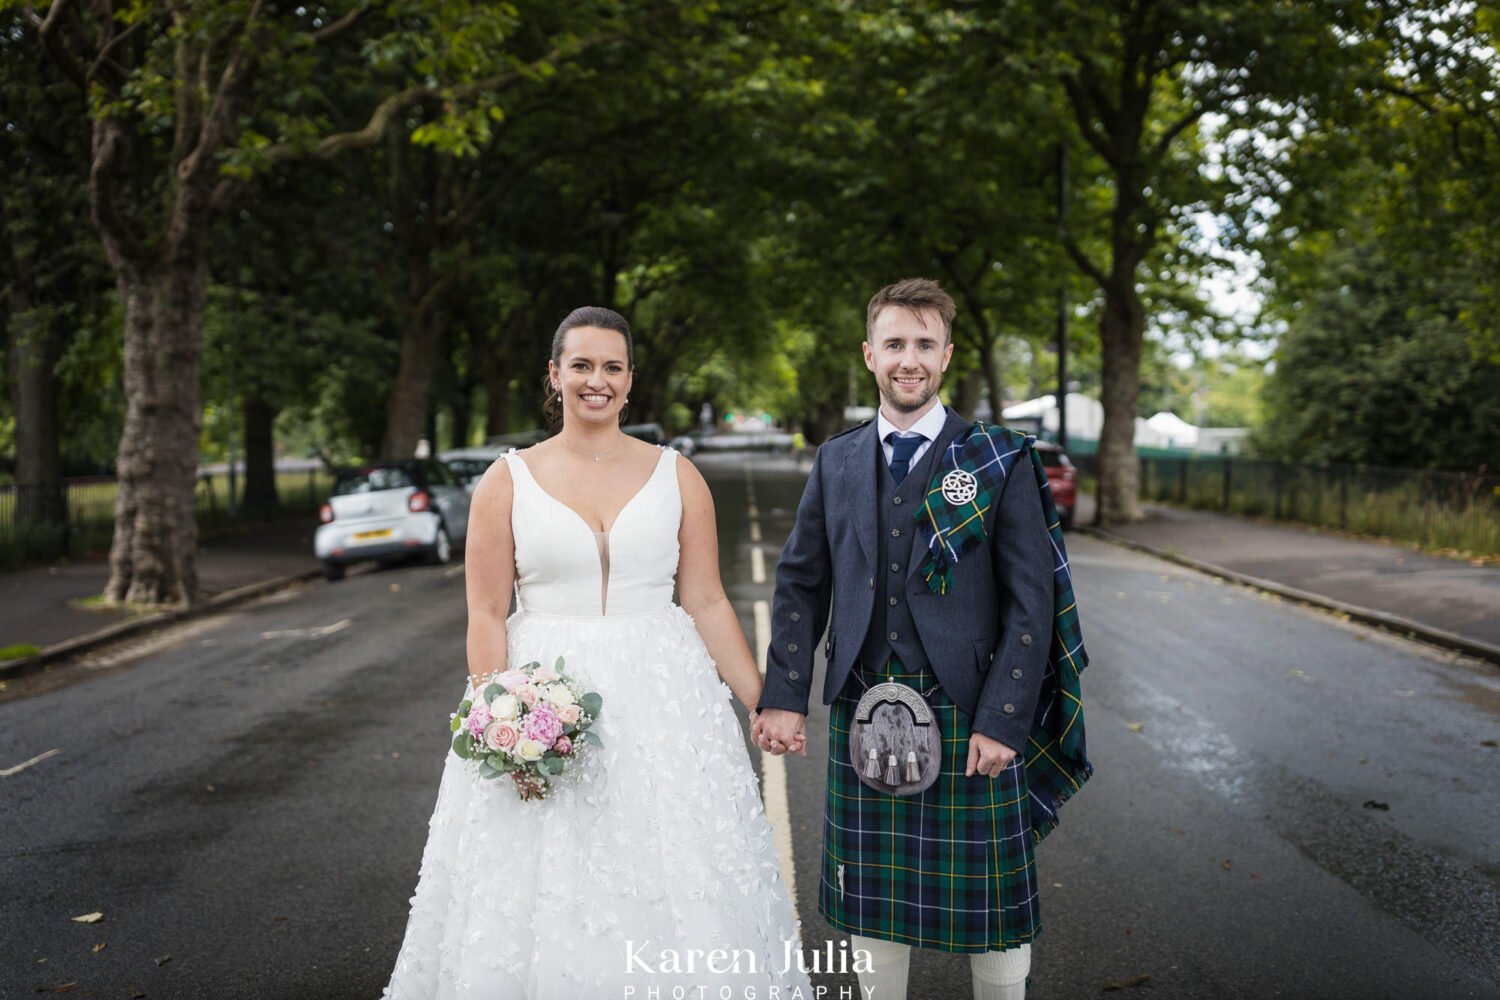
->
[1,452,1495,999]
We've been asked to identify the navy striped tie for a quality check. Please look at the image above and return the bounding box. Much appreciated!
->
[886,432,923,484]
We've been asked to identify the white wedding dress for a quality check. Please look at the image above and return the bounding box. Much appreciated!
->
[382,447,811,999]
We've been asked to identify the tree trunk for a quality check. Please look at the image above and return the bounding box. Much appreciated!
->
[979,339,1004,424]
[106,266,207,605]
[9,303,67,530]
[381,303,444,460]
[1095,276,1144,524]
[953,369,981,422]
[242,395,278,520]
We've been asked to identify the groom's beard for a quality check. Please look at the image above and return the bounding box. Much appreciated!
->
[877,371,943,413]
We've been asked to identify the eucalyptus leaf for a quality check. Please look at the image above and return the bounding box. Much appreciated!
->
[449,715,462,733]
[579,692,603,717]
[452,734,473,760]
[484,684,503,703]
[458,699,473,716]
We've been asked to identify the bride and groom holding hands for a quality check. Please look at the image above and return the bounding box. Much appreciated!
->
[381,279,1092,1000]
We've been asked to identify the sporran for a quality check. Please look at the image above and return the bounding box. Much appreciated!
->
[848,680,942,796]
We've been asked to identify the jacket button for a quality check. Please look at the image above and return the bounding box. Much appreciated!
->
[890,562,901,573]
[788,670,800,681]
[893,496,904,505]
[888,631,899,641]
[788,643,799,653]
[869,577,875,589]
[888,596,899,606]
[989,651,995,662]
[1020,634,1032,646]
[790,612,801,622]
[890,528,901,537]
[1003,703,1016,715]
[1012,668,1023,679]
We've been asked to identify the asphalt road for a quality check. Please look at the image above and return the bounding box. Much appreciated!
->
[2,453,1497,1000]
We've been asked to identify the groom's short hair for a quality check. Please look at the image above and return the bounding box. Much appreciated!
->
[866,278,957,343]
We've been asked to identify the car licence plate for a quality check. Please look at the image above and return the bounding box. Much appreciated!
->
[353,529,393,541]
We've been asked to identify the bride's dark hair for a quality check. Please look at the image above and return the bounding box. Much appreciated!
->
[542,306,635,433]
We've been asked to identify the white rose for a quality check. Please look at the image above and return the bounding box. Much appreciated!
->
[543,682,576,709]
[490,693,520,721]
[515,738,546,762]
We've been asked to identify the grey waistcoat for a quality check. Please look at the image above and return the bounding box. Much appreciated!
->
[855,434,944,678]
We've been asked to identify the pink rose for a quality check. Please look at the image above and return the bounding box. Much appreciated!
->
[553,736,573,756]
[516,685,540,708]
[466,703,492,739]
[532,664,559,684]
[522,703,564,747]
[484,720,519,752]
[494,670,529,692]
[557,704,582,726]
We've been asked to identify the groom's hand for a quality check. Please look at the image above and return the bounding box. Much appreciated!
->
[753,708,808,757]
[966,732,1017,778]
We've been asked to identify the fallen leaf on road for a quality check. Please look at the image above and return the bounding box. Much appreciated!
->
[273,915,288,922]
[1103,974,1151,991]
[1393,690,1416,698]
[1363,800,1391,811]
[389,583,400,593]
[70,912,103,924]
[38,983,79,993]
[1481,740,1497,748]
[1126,722,1144,732]
[133,992,146,999]
[154,955,171,966]
[91,942,106,953]
[2,749,62,777]
[1358,758,1369,765]
[1222,859,1232,871]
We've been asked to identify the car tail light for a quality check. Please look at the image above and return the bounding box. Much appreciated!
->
[319,503,335,524]
[408,490,432,513]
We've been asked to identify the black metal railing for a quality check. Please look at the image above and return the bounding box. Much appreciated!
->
[1073,452,1500,556]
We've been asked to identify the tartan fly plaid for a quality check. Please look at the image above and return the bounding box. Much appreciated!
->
[820,658,1040,953]
[913,423,1093,844]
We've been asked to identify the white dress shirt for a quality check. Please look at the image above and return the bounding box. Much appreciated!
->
[876,402,948,471]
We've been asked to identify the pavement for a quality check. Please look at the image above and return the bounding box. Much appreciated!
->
[3,484,1497,677]
[0,519,320,659]
[1076,494,1500,661]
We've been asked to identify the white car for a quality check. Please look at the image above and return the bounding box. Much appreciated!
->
[314,459,471,581]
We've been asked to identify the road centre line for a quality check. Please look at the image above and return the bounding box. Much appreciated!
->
[745,464,799,923]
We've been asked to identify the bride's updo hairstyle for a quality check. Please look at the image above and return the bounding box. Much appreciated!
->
[542,306,635,433]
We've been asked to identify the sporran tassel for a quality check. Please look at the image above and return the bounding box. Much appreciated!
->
[905,750,920,783]
[865,747,881,779]
[884,753,899,785]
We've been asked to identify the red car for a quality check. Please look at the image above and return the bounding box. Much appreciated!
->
[1034,441,1077,529]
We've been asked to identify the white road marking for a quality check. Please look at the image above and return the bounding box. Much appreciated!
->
[751,546,766,584]
[753,594,799,924]
[260,619,352,640]
[1,748,61,777]
[443,563,466,578]
[749,521,762,542]
[748,503,760,519]
[754,600,770,676]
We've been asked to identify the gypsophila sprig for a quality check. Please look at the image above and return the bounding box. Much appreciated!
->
[450,656,603,801]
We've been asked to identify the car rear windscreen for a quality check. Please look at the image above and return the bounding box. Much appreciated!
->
[333,467,415,495]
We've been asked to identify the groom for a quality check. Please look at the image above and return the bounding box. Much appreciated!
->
[754,278,1090,1000]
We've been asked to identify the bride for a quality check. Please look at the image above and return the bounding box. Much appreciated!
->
[381,307,812,998]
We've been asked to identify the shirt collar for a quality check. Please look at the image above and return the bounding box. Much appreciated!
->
[877,402,947,444]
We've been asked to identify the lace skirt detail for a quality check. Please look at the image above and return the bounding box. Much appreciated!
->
[381,606,810,999]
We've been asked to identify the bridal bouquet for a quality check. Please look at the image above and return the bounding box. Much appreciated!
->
[450,657,603,801]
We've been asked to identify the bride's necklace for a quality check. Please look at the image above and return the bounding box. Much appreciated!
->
[559,435,622,462]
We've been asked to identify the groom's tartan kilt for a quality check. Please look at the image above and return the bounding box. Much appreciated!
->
[819,657,1039,953]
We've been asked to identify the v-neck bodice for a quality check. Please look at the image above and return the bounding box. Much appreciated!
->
[504,448,680,616]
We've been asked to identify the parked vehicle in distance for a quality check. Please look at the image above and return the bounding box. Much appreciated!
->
[315,459,471,580]
[439,448,503,490]
[622,422,666,445]
[668,435,697,458]
[1034,441,1077,529]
